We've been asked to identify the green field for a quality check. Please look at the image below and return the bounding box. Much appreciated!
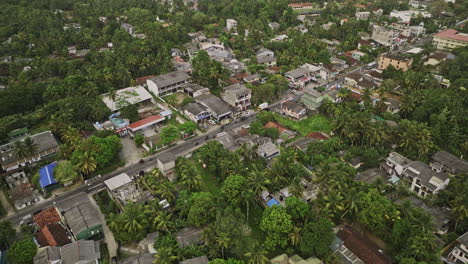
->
[274,114,332,135]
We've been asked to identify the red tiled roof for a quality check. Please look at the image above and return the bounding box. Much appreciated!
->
[35,223,72,247]
[337,226,391,264]
[128,114,164,130]
[354,3,367,8]
[288,3,313,8]
[136,75,156,85]
[230,78,240,84]
[174,56,186,63]
[434,29,468,42]
[235,72,249,80]
[306,132,329,140]
[33,207,61,228]
[351,92,363,101]
[264,121,288,133]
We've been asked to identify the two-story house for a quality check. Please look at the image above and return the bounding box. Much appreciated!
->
[183,102,211,123]
[282,101,307,119]
[284,67,314,88]
[220,84,251,112]
[256,48,277,66]
[0,131,60,173]
[382,152,412,177]
[146,71,190,97]
[402,161,450,198]
[301,86,333,111]
[447,232,468,264]
[430,151,468,175]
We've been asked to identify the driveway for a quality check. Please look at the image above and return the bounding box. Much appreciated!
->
[89,194,118,259]
[119,137,144,165]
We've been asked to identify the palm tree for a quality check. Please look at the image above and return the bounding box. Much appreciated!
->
[122,203,147,233]
[157,181,176,203]
[61,126,80,146]
[14,141,29,160]
[23,137,38,156]
[153,212,172,233]
[215,232,230,259]
[245,243,269,264]
[107,213,121,231]
[76,151,97,175]
[451,198,468,231]
[247,166,269,197]
[289,226,302,247]
[153,247,177,264]
[144,199,163,218]
[289,177,305,198]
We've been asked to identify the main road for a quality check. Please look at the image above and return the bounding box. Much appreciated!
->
[4,114,263,225]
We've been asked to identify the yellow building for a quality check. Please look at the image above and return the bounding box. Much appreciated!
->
[378,53,413,72]
[432,29,468,50]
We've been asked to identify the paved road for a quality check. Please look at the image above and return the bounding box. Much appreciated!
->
[4,115,257,225]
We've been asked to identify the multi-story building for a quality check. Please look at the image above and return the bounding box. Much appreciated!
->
[447,232,468,264]
[371,25,402,48]
[430,151,468,175]
[146,71,190,97]
[301,86,333,111]
[355,11,371,20]
[378,53,413,72]
[0,131,59,172]
[433,29,468,50]
[220,84,251,112]
[282,101,307,119]
[402,161,450,198]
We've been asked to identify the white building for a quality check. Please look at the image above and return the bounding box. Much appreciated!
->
[447,232,468,264]
[146,71,190,97]
[226,19,238,31]
[402,161,450,198]
[101,86,154,112]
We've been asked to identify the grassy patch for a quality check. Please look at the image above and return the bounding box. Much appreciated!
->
[198,166,222,196]
[93,191,119,216]
[274,114,332,135]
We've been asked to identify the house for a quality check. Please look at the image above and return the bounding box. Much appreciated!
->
[447,232,468,264]
[284,67,314,88]
[195,94,233,122]
[221,84,251,112]
[271,34,288,42]
[127,115,166,134]
[33,207,61,229]
[104,173,151,206]
[146,71,190,97]
[355,168,388,184]
[135,75,156,86]
[430,151,468,175]
[184,84,210,97]
[180,256,209,264]
[257,55,277,66]
[172,56,191,73]
[269,22,280,30]
[264,122,296,139]
[35,223,72,248]
[433,29,468,50]
[256,48,274,58]
[424,52,453,66]
[60,240,101,264]
[226,19,238,31]
[286,137,315,151]
[170,48,183,57]
[10,183,42,209]
[101,86,154,112]
[271,254,322,264]
[176,227,204,247]
[243,73,262,83]
[371,25,401,48]
[39,162,61,193]
[282,101,307,119]
[183,103,211,123]
[257,141,280,160]
[331,225,391,264]
[119,253,154,264]
[402,161,450,198]
[57,193,103,240]
[321,22,335,31]
[382,152,412,177]
[0,131,60,172]
[355,11,370,20]
[389,10,431,24]
[157,152,176,180]
[378,53,413,72]
[5,171,28,189]
[397,197,451,235]
[33,246,61,264]
[288,3,313,9]
[121,23,135,34]
[306,132,329,141]
[301,85,332,111]
[222,59,246,75]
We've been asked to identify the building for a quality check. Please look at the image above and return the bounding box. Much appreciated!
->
[256,55,277,66]
[119,254,154,264]
[284,67,314,88]
[101,86,154,112]
[57,193,103,240]
[301,85,333,111]
[332,225,392,264]
[121,23,135,35]
[184,84,210,97]
[433,29,468,50]
[378,53,413,72]
[146,71,190,97]
[382,152,412,176]
[257,141,280,160]
[389,10,431,24]
[288,3,313,9]
[195,94,233,122]
[183,103,211,123]
[176,227,204,247]
[271,254,322,264]
[104,173,150,206]
[371,25,402,48]
[0,131,59,172]
[430,151,468,175]
[39,162,61,193]
[355,11,370,20]
[220,84,251,112]
[157,152,176,180]
[127,114,166,134]
[447,232,468,264]
[402,161,450,198]
[282,101,307,119]
[33,246,61,264]
[35,223,72,247]
[226,19,238,31]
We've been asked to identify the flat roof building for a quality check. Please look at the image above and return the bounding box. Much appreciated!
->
[146,71,190,97]
[101,86,154,112]
[433,29,468,50]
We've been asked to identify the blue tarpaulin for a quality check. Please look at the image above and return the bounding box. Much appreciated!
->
[266,198,280,207]
[39,162,58,188]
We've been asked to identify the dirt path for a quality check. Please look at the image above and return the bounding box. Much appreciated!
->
[89,194,118,259]
[0,190,15,217]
